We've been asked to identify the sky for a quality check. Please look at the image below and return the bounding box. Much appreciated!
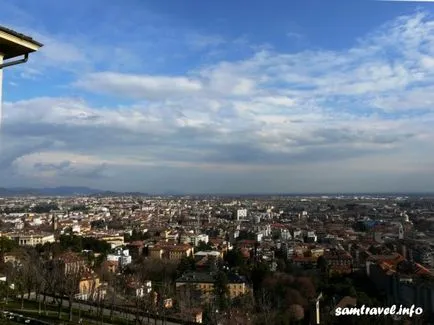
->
[1,0,434,194]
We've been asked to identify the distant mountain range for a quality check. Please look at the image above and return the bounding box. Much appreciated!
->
[0,186,148,197]
[0,186,432,198]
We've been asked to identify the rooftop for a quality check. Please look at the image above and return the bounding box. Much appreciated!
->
[0,25,43,60]
[176,271,246,284]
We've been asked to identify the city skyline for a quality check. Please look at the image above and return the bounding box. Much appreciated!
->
[1,0,434,194]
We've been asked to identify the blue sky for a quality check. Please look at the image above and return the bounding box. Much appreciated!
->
[1,0,434,193]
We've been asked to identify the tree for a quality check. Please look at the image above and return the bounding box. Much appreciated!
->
[176,255,195,277]
[294,277,316,300]
[214,271,229,311]
[13,261,27,310]
[1,261,15,305]
[225,249,245,269]
[287,304,304,322]
[196,240,213,251]
[156,280,174,325]
[255,288,275,325]
[64,268,84,321]
[0,237,18,254]
[31,203,59,214]
[285,289,307,308]
[251,262,270,300]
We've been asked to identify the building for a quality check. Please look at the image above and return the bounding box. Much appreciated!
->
[99,235,124,248]
[0,25,42,114]
[8,233,55,247]
[149,243,194,260]
[126,241,144,260]
[101,260,119,274]
[179,309,203,324]
[149,246,164,259]
[1,251,23,265]
[366,255,434,318]
[237,209,247,221]
[107,248,132,268]
[53,251,87,275]
[324,249,353,275]
[77,272,102,301]
[125,279,152,297]
[168,245,194,260]
[194,251,222,259]
[193,234,209,247]
[175,271,248,302]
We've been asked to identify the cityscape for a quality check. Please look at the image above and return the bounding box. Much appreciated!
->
[0,191,434,324]
[2,0,434,324]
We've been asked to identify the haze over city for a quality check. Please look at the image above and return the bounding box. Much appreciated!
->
[1,0,434,194]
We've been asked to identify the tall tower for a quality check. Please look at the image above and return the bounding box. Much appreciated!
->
[52,214,58,232]
[398,223,404,240]
[196,214,200,234]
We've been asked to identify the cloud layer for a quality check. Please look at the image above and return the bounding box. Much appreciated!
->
[2,11,434,193]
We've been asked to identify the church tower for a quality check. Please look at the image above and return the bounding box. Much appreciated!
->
[52,214,58,232]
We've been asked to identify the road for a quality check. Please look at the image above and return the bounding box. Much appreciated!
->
[27,293,182,325]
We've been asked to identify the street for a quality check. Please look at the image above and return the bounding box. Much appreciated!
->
[27,293,182,325]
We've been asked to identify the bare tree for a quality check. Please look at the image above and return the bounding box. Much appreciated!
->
[40,259,57,315]
[2,261,15,306]
[32,256,46,315]
[54,266,67,320]
[64,268,84,321]
[158,279,175,325]
[13,258,27,310]
[255,288,274,325]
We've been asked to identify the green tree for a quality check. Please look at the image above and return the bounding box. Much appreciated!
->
[0,237,18,253]
[251,262,270,297]
[69,204,89,212]
[224,249,245,269]
[32,203,59,214]
[196,240,213,251]
[176,255,195,276]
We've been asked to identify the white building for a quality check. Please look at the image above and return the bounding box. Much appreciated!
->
[194,251,221,258]
[293,230,303,240]
[128,280,152,298]
[107,248,132,267]
[281,229,292,241]
[237,209,247,221]
[30,217,42,226]
[181,233,209,247]
[307,231,317,242]
[72,224,81,234]
[8,233,55,246]
[193,234,209,246]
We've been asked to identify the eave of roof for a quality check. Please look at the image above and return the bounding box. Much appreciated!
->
[0,25,43,47]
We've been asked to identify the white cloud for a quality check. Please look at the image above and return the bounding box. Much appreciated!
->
[75,72,203,100]
[3,11,434,192]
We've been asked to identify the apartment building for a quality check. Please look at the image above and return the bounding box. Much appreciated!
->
[175,272,248,302]
[107,248,132,268]
[324,249,353,275]
[52,251,87,275]
[149,243,194,260]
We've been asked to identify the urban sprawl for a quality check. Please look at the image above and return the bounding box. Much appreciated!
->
[1,194,433,325]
